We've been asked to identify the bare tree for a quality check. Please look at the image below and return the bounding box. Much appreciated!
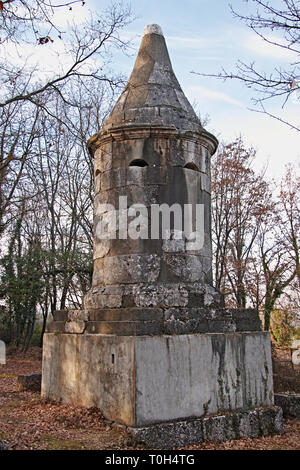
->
[240,164,299,330]
[279,163,300,285]
[0,100,40,234]
[192,0,300,131]
[257,215,296,331]
[0,0,132,110]
[0,1,132,231]
[211,137,274,308]
[0,1,133,347]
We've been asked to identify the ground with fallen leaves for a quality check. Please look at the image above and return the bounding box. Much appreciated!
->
[0,347,299,450]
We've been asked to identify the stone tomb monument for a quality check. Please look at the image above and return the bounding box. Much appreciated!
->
[42,24,283,447]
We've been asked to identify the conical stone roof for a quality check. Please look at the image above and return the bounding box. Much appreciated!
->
[101,24,203,133]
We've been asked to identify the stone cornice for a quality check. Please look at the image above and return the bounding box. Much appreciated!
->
[87,124,218,156]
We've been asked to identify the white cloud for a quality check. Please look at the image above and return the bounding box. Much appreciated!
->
[166,35,219,50]
[187,85,244,107]
[209,107,300,181]
[51,3,91,29]
[244,34,295,61]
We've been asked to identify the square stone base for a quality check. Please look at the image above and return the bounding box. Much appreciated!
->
[42,331,275,429]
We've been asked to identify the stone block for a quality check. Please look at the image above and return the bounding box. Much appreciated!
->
[65,320,86,334]
[130,418,204,449]
[230,308,259,321]
[133,283,189,308]
[163,318,209,335]
[85,320,164,336]
[187,293,205,307]
[208,319,236,332]
[46,321,65,333]
[162,254,205,283]
[94,142,112,173]
[238,410,259,439]
[162,236,185,253]
[163,307,209,322]
[128,406,283,449]
[274,393,300,418]
[258,406,284,436]
[100,168,126,191]
[68,310,89,322]
[52,310,68,321]
[203,414,235,442]
[235,318,262,332]
[42,330,277,443]
[88,307,163,322]
[84,292,123,309]
[103,254,161,284]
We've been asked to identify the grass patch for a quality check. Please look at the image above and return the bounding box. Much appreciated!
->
[41,434,85,450]
[0,431,8,440]
[0,374,17,379]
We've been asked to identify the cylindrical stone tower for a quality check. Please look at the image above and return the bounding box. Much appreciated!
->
[84,24,222,333]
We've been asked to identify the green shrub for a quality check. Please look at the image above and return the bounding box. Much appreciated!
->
[30,325,42,347]
[271,308,296,347]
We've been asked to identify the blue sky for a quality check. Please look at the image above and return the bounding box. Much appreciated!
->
[79,1,300,179]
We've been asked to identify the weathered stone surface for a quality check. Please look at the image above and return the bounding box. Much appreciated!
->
[238,410,260,439]
[103,254,161,284]
[291,340,300,365]
[235,318,262,332]
[208,319,236,332]
[93,240,110,259]
[45,321,65,333]
[274,393,300,418]
[42,334,136,426]
[202,414,236,442]
[164,307,208,321]
[162,235,185,253]
[258,406,284,436]
[68,310,89,322]
[88,307,164,322]
[163,318,209,335]
[128,419,204,449]
[134,284,188,308]
[47,305,263,336]
[52,310,68,322]
[127,406,283,449]
[91,259,104,286]
[18,373,41,392]
[85,320,165,336]
[230,308,259,320]
[84,292,123,309]
[96,25,217,138]
[65,320,86,334]
[42,331,274,427]
[162,254,205,283]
